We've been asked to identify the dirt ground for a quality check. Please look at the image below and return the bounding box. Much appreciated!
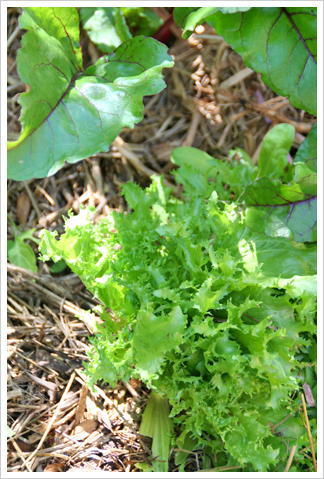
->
[7,7,316,473]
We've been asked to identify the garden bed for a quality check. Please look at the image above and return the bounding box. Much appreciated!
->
[7,7,316,473]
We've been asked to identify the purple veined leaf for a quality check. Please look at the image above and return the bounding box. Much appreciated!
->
[294,122,317,171]
[173,7,252,36]
[212,7,317,115]
[242,178,316,243]
[174,7,317,115]
[7,7,174,181]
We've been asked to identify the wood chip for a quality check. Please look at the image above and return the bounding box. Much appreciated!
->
[16,192,31,225]
[72,419,98,440]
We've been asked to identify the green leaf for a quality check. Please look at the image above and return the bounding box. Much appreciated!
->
[132,306,186,377]
[121,7,163,37]
[19,228,40,245]
[49,259,67,273]
[139,393,173,472]
[7,426,16,438]
[39,155,316,472]
[294,123,317,195]
[173,7,252,38]
[175,434,198,468]
[134,463,154,473]
[210,7,317,115]
[258,124,295,180]
[242,178,316,242]
[7,236,38,273]
[238,233,317,280]
[19,7,83,70]
[80,7,132,53]
[8,8,174,181]
[225,430,279,470]
[171,146,257,200]
[81,8,163,54]
[174,7,317,115]
[171,146,218,175]
[9,7,82,152]
[294,123,317,169]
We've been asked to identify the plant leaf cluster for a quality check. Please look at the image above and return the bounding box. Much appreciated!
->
[8,5,317,472]
[40,154,317,471]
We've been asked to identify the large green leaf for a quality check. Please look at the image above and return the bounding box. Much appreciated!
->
[238,232,317,279]
[7,7,173,181]
[242,178,316,242]
[80,7,132,53]
[211,8,317,115]
[19,7,83,71]
[174,7,317,115]
[9,7,82,151]
[173,7,251,36]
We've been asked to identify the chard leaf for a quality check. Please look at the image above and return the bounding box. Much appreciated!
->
[213,7,317,115]
[80,7,132,53]
[121,7,163,37]
[242,178,317,242]
[294,123,317,169]
[81,7,163,54]
[175,7,317,115]
[257,124,295,181]
[242,122,317,243]
[7,7,173,181]
[173,7,252,37]
[238,233,317,279]
[19,7,83,70]
[294,123,317,196]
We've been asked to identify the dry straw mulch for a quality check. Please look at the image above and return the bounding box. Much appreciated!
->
[7,7,316,473]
